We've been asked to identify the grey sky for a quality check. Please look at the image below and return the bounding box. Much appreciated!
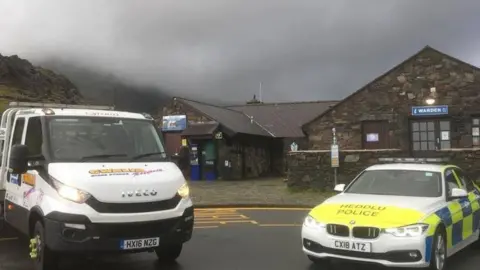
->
[1,0,479,103]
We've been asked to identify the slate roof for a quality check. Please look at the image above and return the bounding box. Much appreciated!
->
[181,121,219,136]
[174,97,337,138]
[177,98,273,137]
[226,101,338,137]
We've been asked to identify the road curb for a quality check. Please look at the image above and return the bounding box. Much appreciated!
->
[193,204,314,209]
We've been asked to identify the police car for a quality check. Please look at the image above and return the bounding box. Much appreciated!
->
[302,158,480,270]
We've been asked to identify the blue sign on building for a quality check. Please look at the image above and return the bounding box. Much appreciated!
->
[411,105,448,116]
[162,115,187,131]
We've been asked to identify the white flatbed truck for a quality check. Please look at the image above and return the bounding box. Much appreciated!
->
[0,102,194,270]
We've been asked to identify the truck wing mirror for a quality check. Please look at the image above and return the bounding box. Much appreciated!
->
[9,144,29,174]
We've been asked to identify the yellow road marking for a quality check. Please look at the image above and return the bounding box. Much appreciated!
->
[196,217,248,221]
[258,224,302,227]
[194,226,219,229]
[195,220,259,225]
[0,237,18,241]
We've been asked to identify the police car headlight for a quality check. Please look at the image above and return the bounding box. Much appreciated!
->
[303,215,325,229]
[177,183,190,198]
[384,223,429,237]
[51,177,91,204]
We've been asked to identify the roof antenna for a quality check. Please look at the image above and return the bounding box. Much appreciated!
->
[259,82,263,102]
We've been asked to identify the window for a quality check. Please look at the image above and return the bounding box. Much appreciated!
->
[24,117,43,156]
[344,169,442,197]
[453,168,475,192]
[439,120,451,149]
[472,117,480,146]
[411,119,451,151]
[444,169,460,195]
[411,120,436,151]
[11,118,25,145]
[47,117,167,162]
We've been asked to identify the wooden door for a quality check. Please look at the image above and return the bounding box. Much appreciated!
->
[361,121,389,149]
[163,132,182,156]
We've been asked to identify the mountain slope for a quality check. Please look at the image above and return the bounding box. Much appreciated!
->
[39,60,171,115]
[0,54,84,112]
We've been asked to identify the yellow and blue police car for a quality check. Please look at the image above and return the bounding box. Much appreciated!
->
[302,158,480,270]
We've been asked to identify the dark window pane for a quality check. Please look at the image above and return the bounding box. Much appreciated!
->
[440,121,450,131]
[428,141,436,150]
[412,132,419,141]
[441,141,451,149]
[420,122,427,131]
[421,142,428,150]
[428,131,435,141]
[420,132,427,141]
[427,122,435,131]
[413,142,420,150]
[412,122,419,131]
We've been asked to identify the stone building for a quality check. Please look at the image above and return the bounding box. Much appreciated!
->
[288,46,480,189]
[160,97,337,180]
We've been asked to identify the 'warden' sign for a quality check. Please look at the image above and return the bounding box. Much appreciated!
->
[411,105,448,116]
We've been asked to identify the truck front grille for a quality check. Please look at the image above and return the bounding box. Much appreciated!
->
[85,194,182,213]
[326,224,350,237]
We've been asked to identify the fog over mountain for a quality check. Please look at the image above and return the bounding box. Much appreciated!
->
[1,0,480,103]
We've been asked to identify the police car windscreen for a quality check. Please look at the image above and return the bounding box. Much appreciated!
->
[344,169,442,197]
[47,117,167,162]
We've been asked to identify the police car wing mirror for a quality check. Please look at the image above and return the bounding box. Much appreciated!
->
[334,184,345,192]
[449,188,468,200]
[8,144,29,174]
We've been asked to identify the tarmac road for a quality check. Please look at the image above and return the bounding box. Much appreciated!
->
[0,208,479,270]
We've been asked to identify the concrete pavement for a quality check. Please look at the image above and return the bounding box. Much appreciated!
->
[1,208,479,270]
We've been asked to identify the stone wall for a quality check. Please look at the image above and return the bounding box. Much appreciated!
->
[216,135,274,180]
[305,47,480,150]
[287,149,480,190]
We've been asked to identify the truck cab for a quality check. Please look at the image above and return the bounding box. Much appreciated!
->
[0,102,194,270]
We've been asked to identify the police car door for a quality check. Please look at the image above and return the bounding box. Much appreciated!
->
[443,167,468,254]
[4,116,27,233]
[452,168,480,238]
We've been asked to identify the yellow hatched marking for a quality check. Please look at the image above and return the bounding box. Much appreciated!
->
[194,226,219,229]
[194,209,258,226]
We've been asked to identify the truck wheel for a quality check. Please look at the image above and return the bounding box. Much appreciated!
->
[155,243,183,263]
[32,221,58,270]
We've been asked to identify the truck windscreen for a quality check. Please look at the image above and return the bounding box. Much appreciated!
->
[46,117,167,162]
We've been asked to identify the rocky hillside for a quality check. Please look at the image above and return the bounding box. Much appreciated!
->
[40,59,171,114]
[0,54,84,112]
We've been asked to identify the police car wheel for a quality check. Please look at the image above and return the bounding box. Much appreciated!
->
[427,229,447,270]
[307,255,330,266]
[33,221,58,270]
[155,243,182,263]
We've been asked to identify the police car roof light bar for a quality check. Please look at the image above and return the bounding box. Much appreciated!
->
[8,102,115,110]
[378,157,450,164]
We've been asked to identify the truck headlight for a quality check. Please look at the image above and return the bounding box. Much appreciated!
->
[384,223,429,237]
[177,183,190,198]
[51,177,91,204]
[303,215,325,229]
